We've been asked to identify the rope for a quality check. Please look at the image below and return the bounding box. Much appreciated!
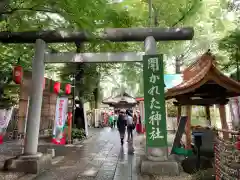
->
[214,130,240,179]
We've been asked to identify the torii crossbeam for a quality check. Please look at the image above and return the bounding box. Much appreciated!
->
[0,27,193,43]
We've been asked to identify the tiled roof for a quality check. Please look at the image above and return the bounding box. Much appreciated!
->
[102,92,137,105]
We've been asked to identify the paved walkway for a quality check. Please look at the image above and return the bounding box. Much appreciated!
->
[0,128,191,180]
[34,127,145,180]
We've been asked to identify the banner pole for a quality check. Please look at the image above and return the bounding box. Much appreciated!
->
[22,97,30,153]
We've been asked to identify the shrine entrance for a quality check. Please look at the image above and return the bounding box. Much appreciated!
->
[1,27,194,175]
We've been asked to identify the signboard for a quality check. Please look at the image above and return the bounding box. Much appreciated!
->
[52,97,68,145]
[143,54,167,147]
[83,103,89,136]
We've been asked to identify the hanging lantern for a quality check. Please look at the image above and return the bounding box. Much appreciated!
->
[65,84,71,95]
[53,82,61,94]
[13,65,23,84]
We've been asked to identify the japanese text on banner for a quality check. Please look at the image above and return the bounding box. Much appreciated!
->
[143,55,167,147]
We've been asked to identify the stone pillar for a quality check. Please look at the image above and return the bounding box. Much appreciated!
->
[141,36,180,176]
[144,36,168,161]
[24,39,45,155]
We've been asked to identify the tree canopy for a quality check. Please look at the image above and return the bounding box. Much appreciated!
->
[0,0,238,108]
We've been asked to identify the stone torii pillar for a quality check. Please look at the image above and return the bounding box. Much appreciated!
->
[24,39,46,155]
[141,37,186,176]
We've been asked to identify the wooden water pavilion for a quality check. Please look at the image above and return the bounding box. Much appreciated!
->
[165,51,240,148]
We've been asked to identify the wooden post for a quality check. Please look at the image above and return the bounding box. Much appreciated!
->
[177,105,182,124]
[67,112,72,144]
[205,106,211,126]
[186,105,192,149]
[218,105,229,139]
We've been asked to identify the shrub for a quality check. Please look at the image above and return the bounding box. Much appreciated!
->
[71,128,85,140]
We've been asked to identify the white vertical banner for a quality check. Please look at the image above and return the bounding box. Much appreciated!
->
[94,109,99,128]
[229,97,240,130]
[0,106,13,143]
[0,107,14,129]
[83,103,89,137]
[53,97,68,142]
[139,101,145,123]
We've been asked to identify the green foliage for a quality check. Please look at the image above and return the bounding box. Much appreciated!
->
[0,0,237,107]
[0,0,139,106]
[0,43,34,108]
[166,100,177,117]
[71,128,85,140]
[218,29,240,72]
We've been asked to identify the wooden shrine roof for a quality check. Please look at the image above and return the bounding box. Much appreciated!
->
[102,92,137,106]
[165,52,240,105]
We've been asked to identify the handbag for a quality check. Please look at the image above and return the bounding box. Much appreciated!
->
[132,123,135,130]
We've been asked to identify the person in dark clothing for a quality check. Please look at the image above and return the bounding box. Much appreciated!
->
[117,110,127,145]
[126,109,134,141]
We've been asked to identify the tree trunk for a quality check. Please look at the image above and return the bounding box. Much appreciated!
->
[175,56,181,74]
[93,75,100,109]
[93,87,99,109]
[74,42,86,130]
[152,6,159,27]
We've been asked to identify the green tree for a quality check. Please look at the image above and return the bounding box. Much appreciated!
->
[118,0,237,92]
[218,29,240,79]
[0,0,236,110]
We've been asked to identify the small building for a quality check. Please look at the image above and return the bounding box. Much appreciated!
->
[165,51,240,148]
[102,92,137,109]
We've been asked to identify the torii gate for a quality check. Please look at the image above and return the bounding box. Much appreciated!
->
[1,28,194,175]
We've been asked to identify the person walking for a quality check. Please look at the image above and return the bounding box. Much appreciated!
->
[113,110,118,128]
[126,109,135,142]
[108,112,114,128]
[117,109,127,145]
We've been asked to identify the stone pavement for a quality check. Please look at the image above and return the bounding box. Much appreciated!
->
[33,127,145,180]
[0,128,191,180]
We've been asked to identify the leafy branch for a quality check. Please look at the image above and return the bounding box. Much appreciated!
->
[171,0,202,27]
[0,7,60,15]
